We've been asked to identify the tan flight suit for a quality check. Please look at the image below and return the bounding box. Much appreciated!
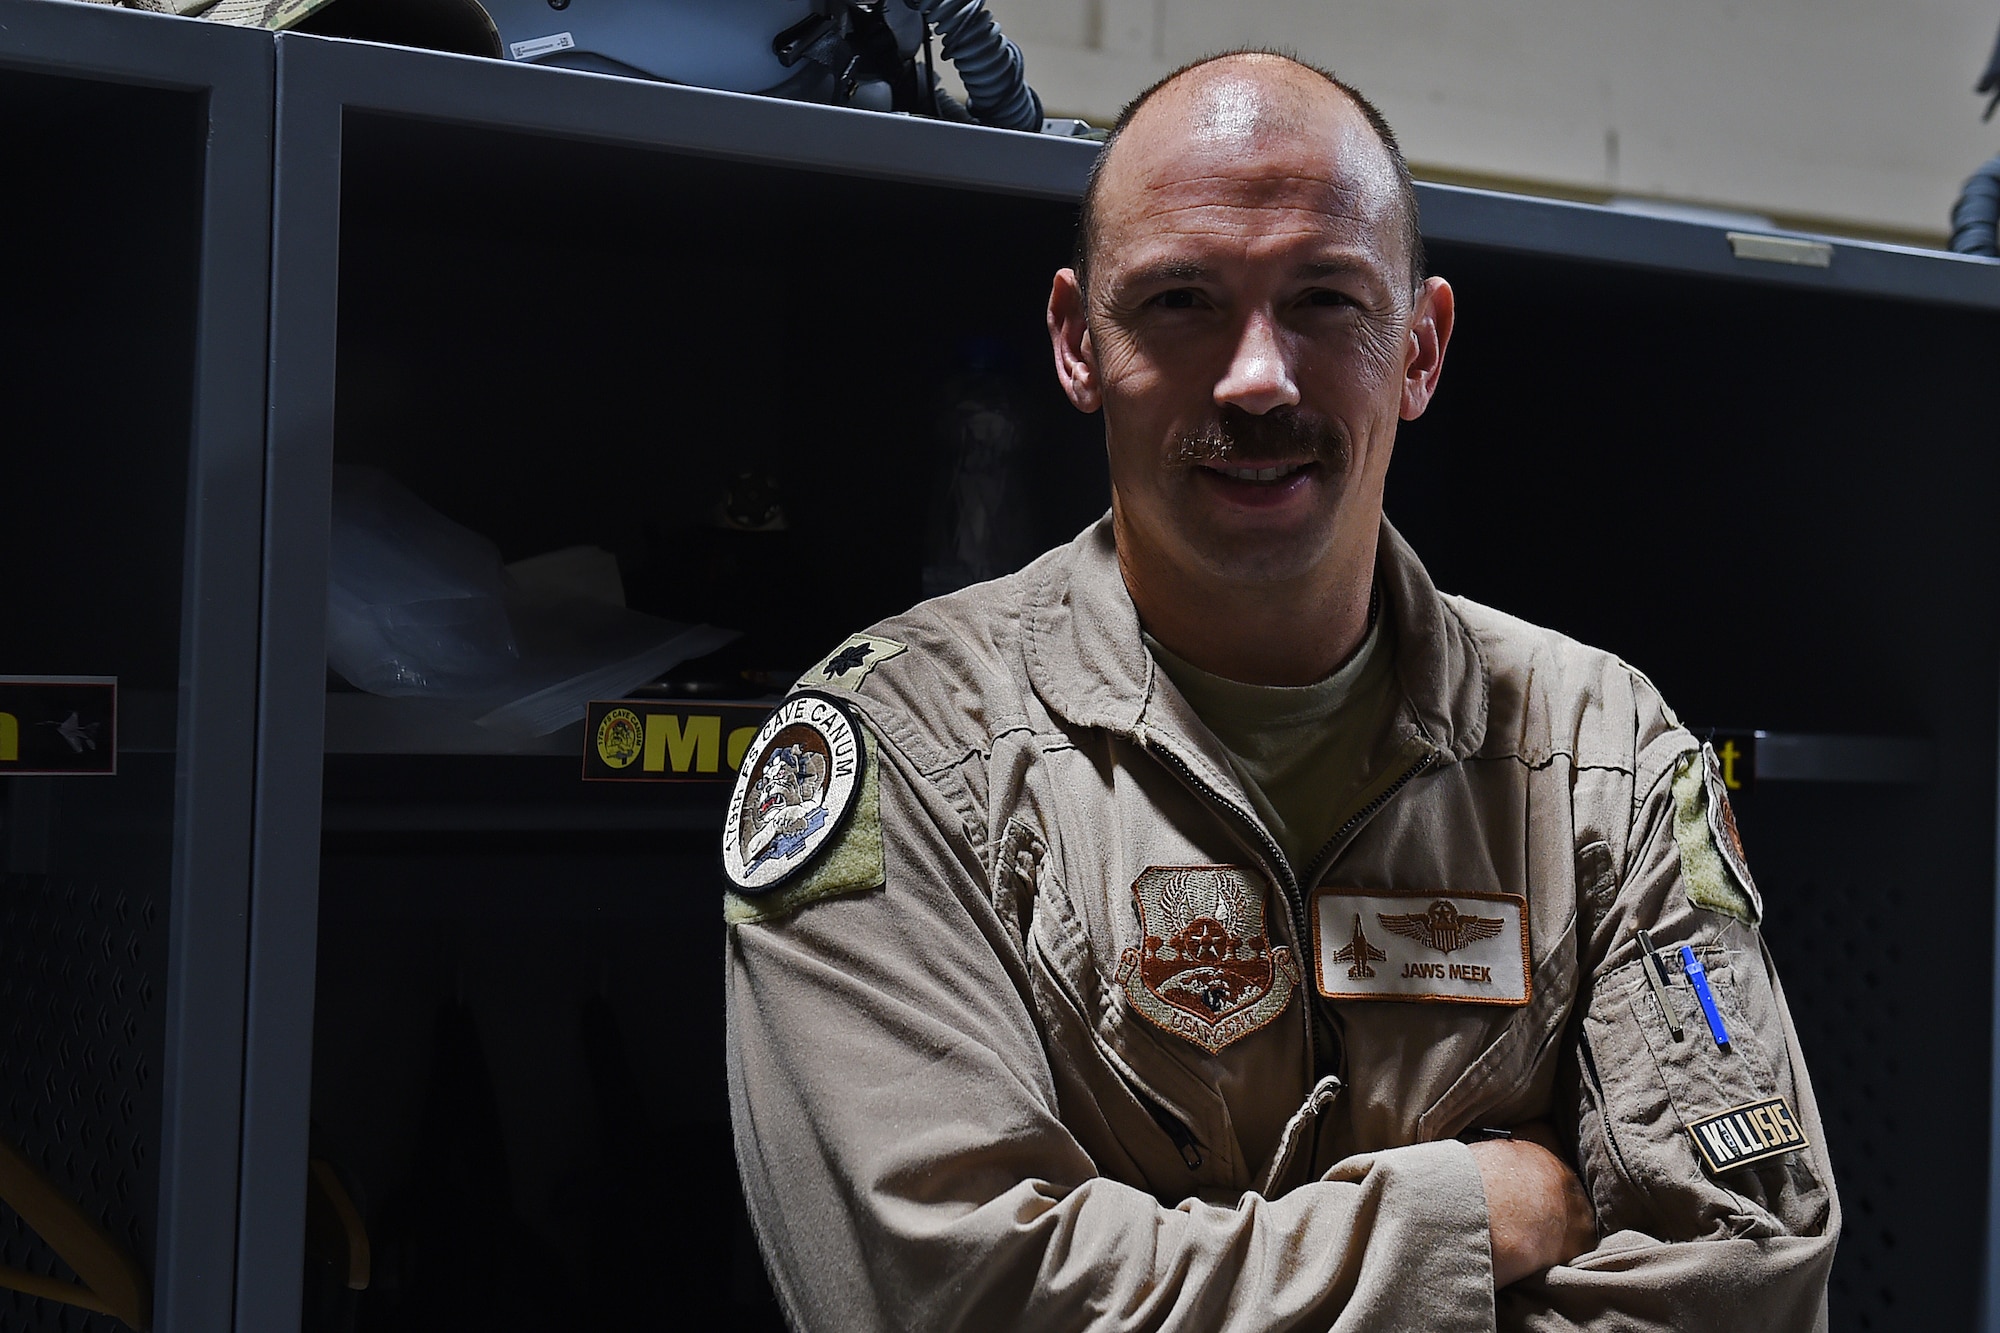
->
[725,515,1838,1331]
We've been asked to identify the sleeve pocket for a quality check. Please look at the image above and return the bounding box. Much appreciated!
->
[1576,951,1828,1243]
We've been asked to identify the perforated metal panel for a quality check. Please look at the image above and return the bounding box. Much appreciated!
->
[1777,874,1903,1331]
[0,857,166,1331]
[1751,783,1976,1333]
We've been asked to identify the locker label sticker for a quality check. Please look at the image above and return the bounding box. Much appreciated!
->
[510,31,575,60]
[0,677,117,776]
[582,700,772,783]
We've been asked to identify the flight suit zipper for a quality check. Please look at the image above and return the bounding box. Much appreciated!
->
[1296,744,1441,1094]
[1142,1094,1206,1170]
[1577,1028,1644,1205]
[1144,742,1322,1071]
[1145,738,1443,1080]
[1300,747,1441,890]
[1257,1073,1345,1196]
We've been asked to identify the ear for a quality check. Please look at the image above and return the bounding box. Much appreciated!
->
[1399,276,1455,421]
[1048,268,1102,413]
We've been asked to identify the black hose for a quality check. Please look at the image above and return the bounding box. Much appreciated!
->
[915,0,1042,131]
[1949,152,2000,255]
[1978,20,2000,121]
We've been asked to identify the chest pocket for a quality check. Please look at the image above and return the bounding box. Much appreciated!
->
[1577,950,1828,1243]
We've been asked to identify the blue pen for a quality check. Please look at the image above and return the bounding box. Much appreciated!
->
[1678,945,1731,1049]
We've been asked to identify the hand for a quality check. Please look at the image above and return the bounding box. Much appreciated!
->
[1467,1121,1596,1287]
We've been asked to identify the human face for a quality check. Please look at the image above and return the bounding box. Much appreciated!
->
[1049,73,1452,591]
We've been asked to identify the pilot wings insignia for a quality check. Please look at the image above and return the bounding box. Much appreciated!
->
[1378,899,1505,955]
[1326,914,1387,979]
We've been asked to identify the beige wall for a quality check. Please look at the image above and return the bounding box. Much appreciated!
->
[996,0,2000,243]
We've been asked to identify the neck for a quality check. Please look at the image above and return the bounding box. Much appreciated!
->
[1121,523,1380,688]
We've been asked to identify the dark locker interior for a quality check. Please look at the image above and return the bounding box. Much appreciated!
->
[306,114,1100,1330]
[0,64,202,1333]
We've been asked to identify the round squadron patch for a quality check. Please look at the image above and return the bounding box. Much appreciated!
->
[722,691,868,894]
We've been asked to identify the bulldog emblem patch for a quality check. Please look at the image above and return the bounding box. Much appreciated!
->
[1115,866,1298,1054]
[721,691,866,894]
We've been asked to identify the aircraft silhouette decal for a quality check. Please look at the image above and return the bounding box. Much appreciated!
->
[1326,913,1387,979]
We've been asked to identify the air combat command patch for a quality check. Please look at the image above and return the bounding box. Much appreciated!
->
[1115,866,1299,1054]
[723,691,868,894]
[1701,742,1761,914]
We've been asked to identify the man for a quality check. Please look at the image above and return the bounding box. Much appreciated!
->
[723,49,1837,1330]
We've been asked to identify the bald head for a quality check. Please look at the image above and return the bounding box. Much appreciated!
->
[1074,51,1423,297]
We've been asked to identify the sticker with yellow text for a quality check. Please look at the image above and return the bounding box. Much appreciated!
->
[581,700,772,782]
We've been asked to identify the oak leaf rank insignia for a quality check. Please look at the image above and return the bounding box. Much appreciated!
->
[811,634,908,691]
[1115,866,1298,1054]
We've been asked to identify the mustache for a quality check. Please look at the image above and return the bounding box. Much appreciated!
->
[1165,407,1350,470]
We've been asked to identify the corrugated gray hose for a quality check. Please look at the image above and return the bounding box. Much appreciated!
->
[1950,152,2000,256]
[917,0,1043,131]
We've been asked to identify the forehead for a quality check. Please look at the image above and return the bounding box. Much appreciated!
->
[1094,70,1402,267]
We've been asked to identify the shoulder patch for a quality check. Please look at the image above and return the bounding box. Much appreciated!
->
[810,633,908,691]
[724,715,883,925]
[1671,744,1762,924]
[723,692,868,893]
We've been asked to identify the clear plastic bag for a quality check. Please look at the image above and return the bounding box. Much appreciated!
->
[326,466,736,735]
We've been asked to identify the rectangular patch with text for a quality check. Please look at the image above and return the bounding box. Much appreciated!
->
[1686,1097,1808,1174]
[1311,889,1530,1006]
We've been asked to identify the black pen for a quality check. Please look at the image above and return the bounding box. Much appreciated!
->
[1636,929,1684,1040]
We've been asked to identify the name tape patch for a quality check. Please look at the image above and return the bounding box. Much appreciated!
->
[1311,889,1531,1006]
[722,691,867,894]
[1687,1096,1808,1174]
